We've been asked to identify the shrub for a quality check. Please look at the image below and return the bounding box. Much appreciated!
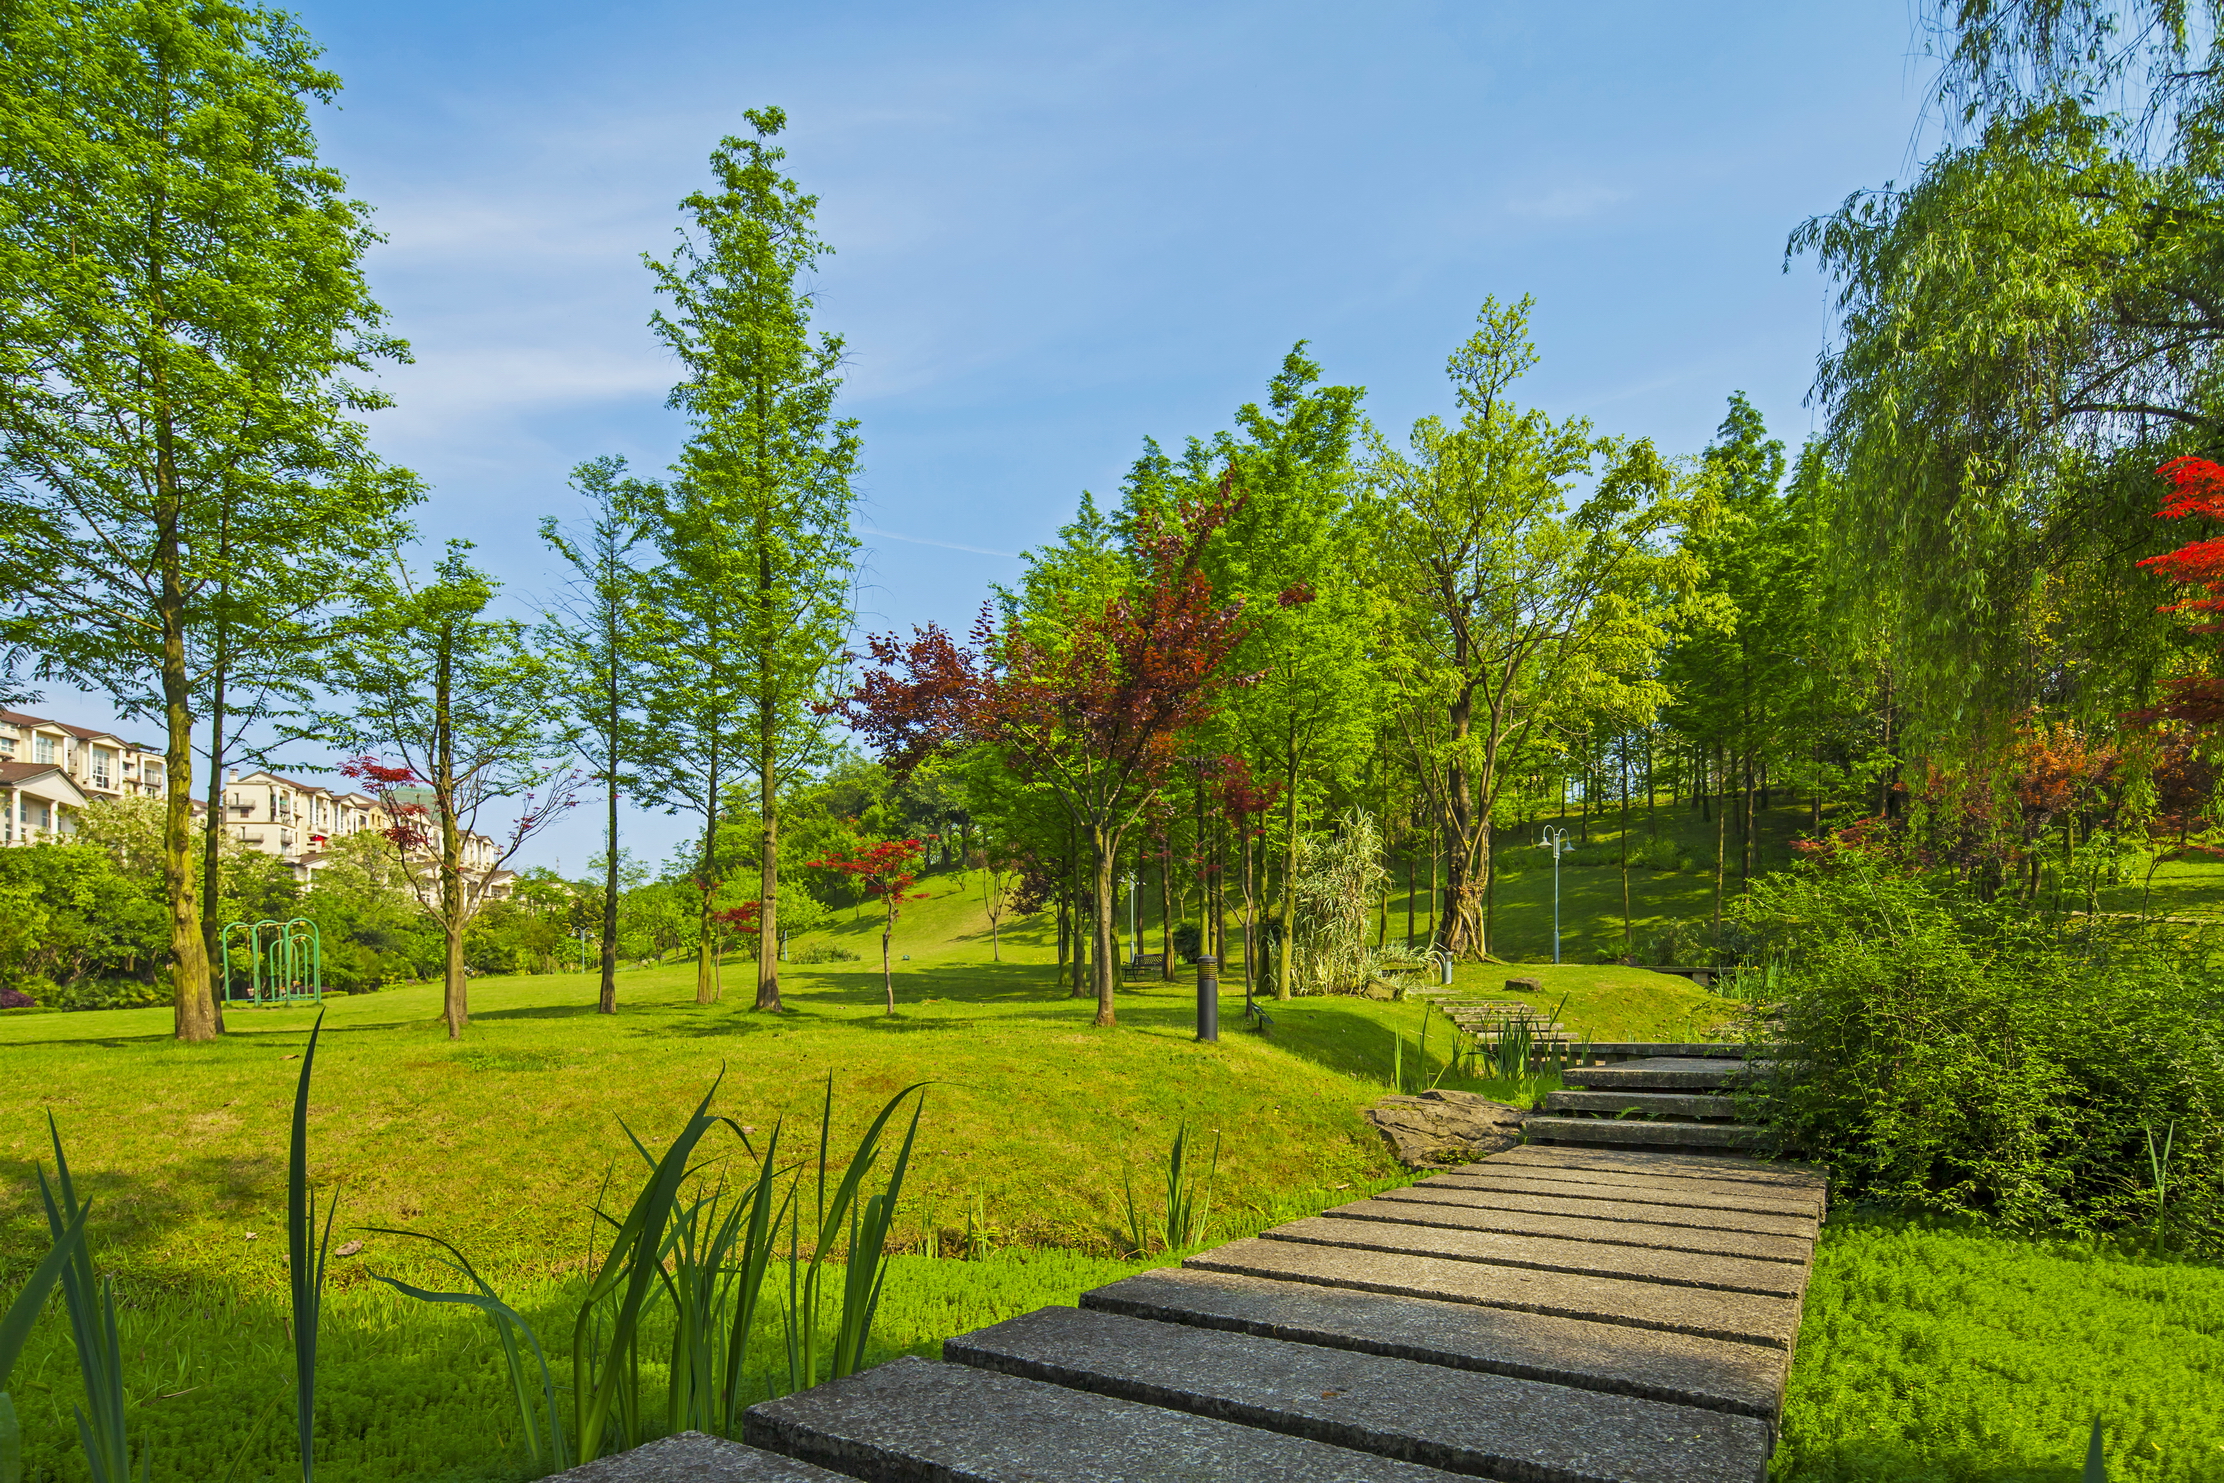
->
[0,983,39,1008]
[39,977,168,1011]
[1734,858,2224,1251]
[791,941,861,964]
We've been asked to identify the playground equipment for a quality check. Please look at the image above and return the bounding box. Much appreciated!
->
[219,918,323,1006]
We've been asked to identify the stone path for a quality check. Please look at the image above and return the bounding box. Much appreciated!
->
[560,1049,1823,1483]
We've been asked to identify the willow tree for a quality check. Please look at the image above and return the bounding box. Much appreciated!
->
[1363,298,1706,959]
[640,108,859,1012]
[0,0,416,1042]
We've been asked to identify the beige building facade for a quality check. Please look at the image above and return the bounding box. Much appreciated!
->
[0,708,513,899]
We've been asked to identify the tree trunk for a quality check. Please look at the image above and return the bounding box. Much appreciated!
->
[599,770,619,1014]
[697,752,720,1005]
[755,747,783,1012]
[881,915,894,1015]
[1158,831,1172,981]
[164,596,219,1043]
[438,635,468,1040]
[1091,829,1119,1026]
[1275,758,1298,1000]
[1712,748,1727,949]
[200,659,227,995]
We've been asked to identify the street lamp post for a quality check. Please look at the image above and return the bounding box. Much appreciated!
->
[1196,954,1219,1042]
[1538,827,1570,965]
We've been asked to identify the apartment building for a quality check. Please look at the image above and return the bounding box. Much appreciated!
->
[0,710,167,843]
[0,707,514,901]
[226,768,515,899]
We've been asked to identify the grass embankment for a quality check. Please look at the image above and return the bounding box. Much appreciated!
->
[1780,1217,2224,1483]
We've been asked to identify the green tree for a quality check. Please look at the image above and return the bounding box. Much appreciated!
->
[1363,298,1707,958]
[334,545,576,1038]
[641,107,859,1013]
[0,0,418,1041]
[539,456,654,1015]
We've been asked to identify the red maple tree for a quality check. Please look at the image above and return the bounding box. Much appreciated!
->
[2134,456,2224,725]
[840,478,1254,1027]
[804,837,928,1015]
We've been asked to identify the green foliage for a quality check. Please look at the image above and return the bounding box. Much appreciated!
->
[1777,1215,2224,1483]
[1737,857,2224,1248]
[1122,1125,1220,1256]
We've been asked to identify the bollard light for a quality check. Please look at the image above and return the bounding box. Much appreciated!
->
[1195,954,1219,1042]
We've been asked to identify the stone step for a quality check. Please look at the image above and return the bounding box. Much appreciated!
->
[1375,1181,1819,1241]
[943,1304,1771,1483]
[1486,1145,1825,1193]
[1560,1058,1771,1091]
[1322,1194,1813,1264]
[1576,1043,1761,1061]
[1422,1167,1825,1219]
[1545,1091,1742,1120]
[1525,1117,1772,1153]
[1186,1237,1804,1349]
[543,1430,848,1481]
[743,1355,1459,1480]
[1260,1215,1808,1299]
[1081,1267,1791,1428]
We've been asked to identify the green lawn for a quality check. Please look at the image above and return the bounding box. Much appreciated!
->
[9,858,2214,1481]
[1780,1216,2224,1483]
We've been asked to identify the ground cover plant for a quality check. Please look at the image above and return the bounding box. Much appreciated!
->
[1735,856,2224,1253]
[1778,1215,2224,1483]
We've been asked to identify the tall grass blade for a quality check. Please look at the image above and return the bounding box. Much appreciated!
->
[571,1078,726,1462]
[0,1392,19,1483]
[289,1010,337,1482]
[37,1116,135,1483]
[718,1120,792,1432]
[832,1096,924,1379]
[2084,1417,2107,1483]
[361,1229,567,1469]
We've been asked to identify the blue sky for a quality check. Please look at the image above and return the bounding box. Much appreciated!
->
[58,1,1938,872]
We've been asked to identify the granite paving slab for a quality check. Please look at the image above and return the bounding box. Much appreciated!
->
[1524,1117,1771,1151]
[1545,1091,1742,1118]
[742,1354,1460,1481]
[1320,1194,1813,1263]
[943,1305,1770,1483]
[1081,1267,1792,1425]
[1559,1058,1769,1091]
[1489,1146,1825,1191]
[542,1431,848,1482]
[1375,1181,1819,1240]
[1186,1238,1803,1348]
[1261,1215,1808,1298]
[1424,1168,1823,1217]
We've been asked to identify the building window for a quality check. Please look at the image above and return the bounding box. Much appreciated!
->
[90,749,112,789]
[33,736,56,765]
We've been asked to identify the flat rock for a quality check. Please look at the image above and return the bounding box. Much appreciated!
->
[1186,1237,1803,1349]
[1374,1182,1818,1240]
[1487,1146,1825,1191]
[1320,1195,1813,1264]
[1424,1168,1823,1218]
[1082,1266,1792,1425]
[945,1304,1769,1483]
[1560,1059,1770,1091]
[1578,1044,1758,1060]
[1364,1088,1525,1169]
[1525,1117,1770,1151]
[1261,1215,1808,1298]
[543,1431,846,1481]
[743,1355,1458,1481]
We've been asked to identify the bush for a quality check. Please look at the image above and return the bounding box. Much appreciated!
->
[791,941,861,964]
[39,977,169,1011]
[1734,858,2224,1251]
[0,983,39,1009]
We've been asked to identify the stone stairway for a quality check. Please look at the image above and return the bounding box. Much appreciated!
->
[557,1126,1823,1483]
[1527,1048,1775,1155]
[1420,995,1576,1047]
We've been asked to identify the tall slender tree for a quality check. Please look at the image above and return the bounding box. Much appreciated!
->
[641,108,859,1013]
[539,457,653,1015]
[0,0,417,1041]
[335,545,576,1039]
